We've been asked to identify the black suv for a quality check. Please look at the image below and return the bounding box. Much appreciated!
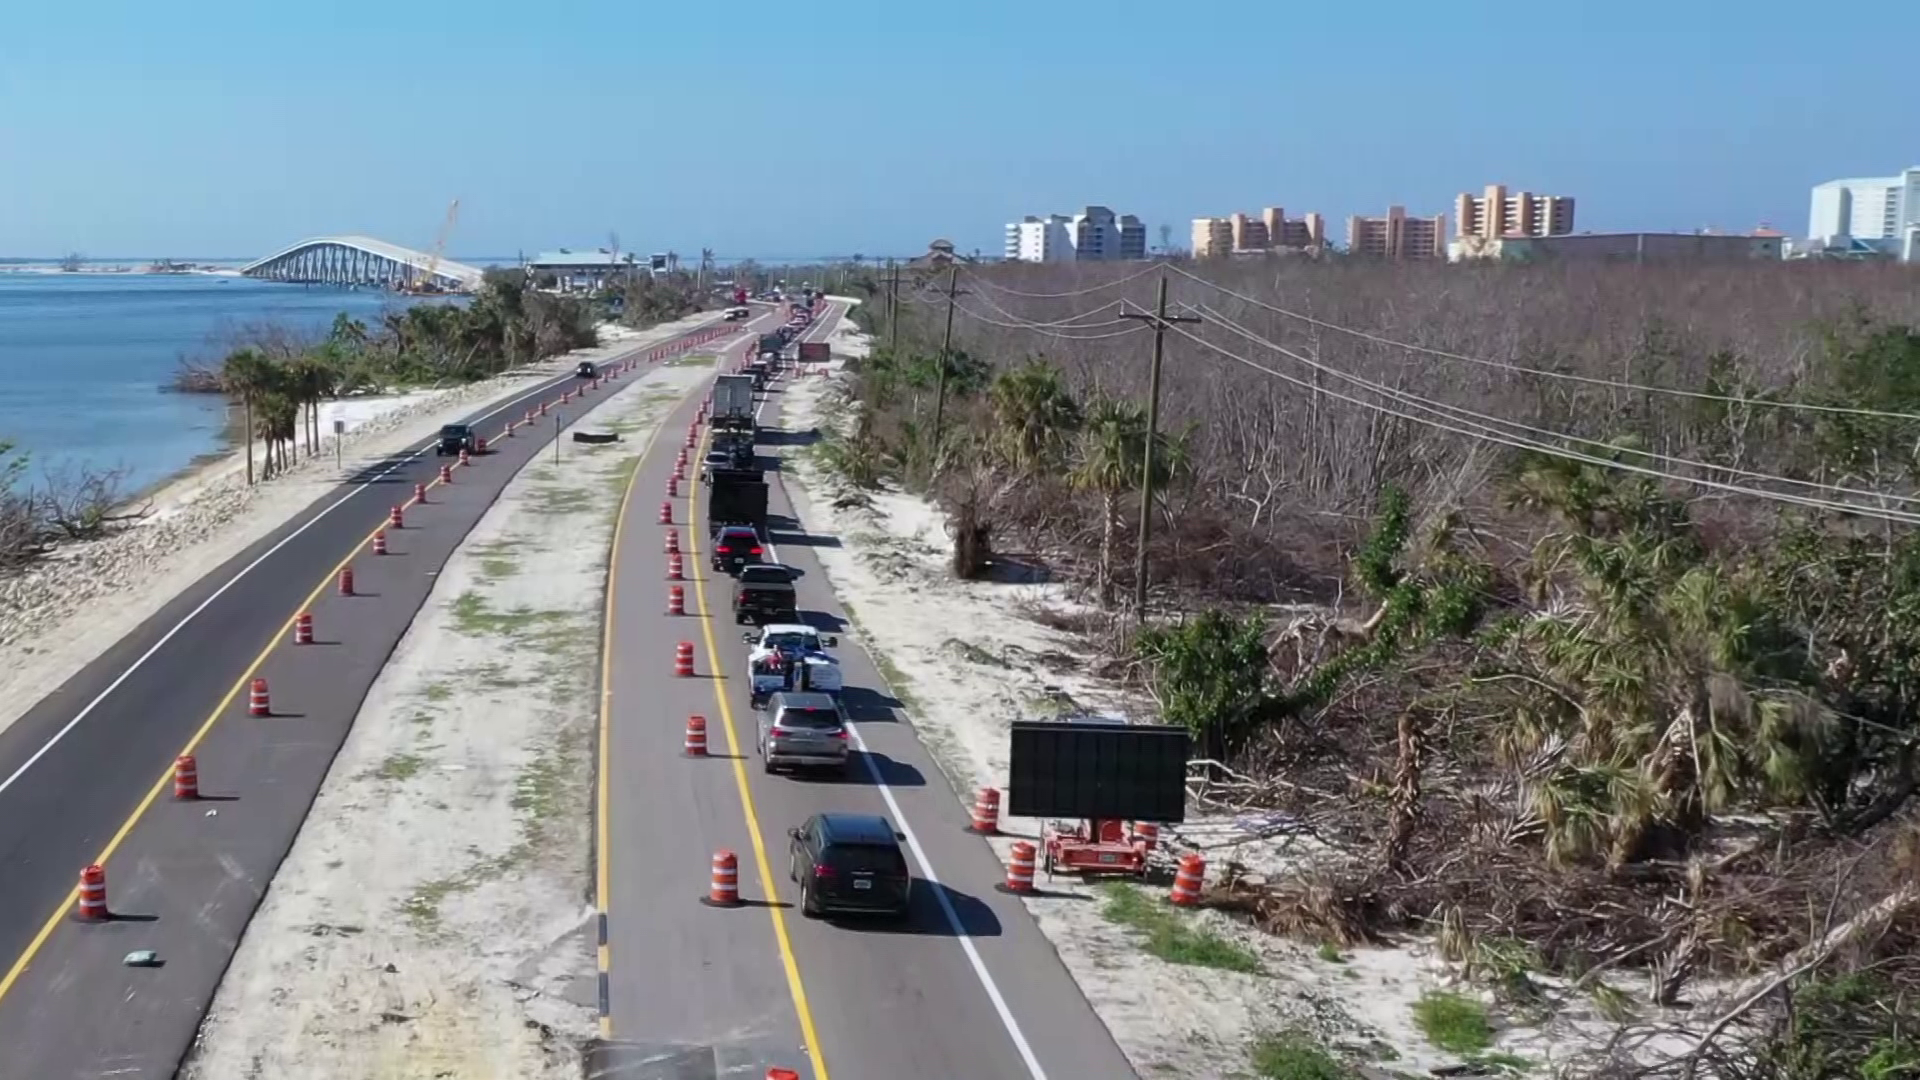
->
[436,424,476,456]
[711,525,763,575]
[575,361,598,378]
[787,813,912,919]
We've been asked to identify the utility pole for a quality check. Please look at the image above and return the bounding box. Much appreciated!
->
[886,259,900,354]
[1119,272,1200,620]
[930,264,967,455]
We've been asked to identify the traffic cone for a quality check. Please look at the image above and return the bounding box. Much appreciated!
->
[969,788,1001,835]
[1170,854,1206,907]
[413,482,427,504]
[703,850,740,907]
[667,553,683,580]
[439,464,453,483]
[389,504,405,529]
[663,528,680,554]
[658,501,673,525]
[684,715,708,756]
[173,755,199,800]
[668,585,685,614]
[293,612,314,645]
[674,641,695,677]
[248,677,271,717]
[76,865,108,922]
[667,476,679,498]
[373,529,388,555]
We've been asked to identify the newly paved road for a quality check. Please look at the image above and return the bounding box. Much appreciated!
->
[0,316,732,1080]
[600,303,1139,1080]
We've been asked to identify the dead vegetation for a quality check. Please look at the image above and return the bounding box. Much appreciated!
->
[0,446,138,572]
[818,255,1920,1075]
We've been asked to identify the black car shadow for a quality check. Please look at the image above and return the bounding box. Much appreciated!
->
[795,750,923,787]
[797,610,848,634]
[769,530,841,550]
[830,881,1002,938]
[838,686,905,721]
[756,428,820,448]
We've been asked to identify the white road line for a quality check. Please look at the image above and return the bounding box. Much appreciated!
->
[757,303,1052,1080]
[0,331,704,800]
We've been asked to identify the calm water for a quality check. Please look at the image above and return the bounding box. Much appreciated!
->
[0,274,406,496]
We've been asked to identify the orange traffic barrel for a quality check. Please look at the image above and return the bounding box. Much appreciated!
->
[538,400,549,417]
[413,482,427,504]
[674,642,695,677]
[475,436,488,453]
[76,865,108,922]
[767,1070,800,1080]
[248,678,271,717]
[1131,822,1160,852]
[667,553,684,581]
[1006,842,1037,894]
[663,528,680,554]
[293,612,314,645]
[173,754,200,800]
[667,476,679,498]
[684,715,708,756]
[667,585,686,615]
[525,408,535,425]
[389,504,405,529]
[684,428,697,448]
[340,565,357,594]
[658,501,673,525]
[372,528,388,555]
[1170,853,1206,907]
[676,448,688,466]
[458,448,471,466]
[968,788,1001,835]
[706,850,740,907]
[439,464,453,483]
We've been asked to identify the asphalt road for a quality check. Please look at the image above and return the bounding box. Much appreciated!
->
[0,316,733,1080]
[600,303,1139,1080]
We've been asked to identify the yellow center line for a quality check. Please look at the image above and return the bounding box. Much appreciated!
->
[0,346,678,1007]
[686,373,834,1080]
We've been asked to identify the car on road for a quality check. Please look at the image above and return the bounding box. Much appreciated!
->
[787,812,912,919]
[734,564,800,630]
[758,691,850,775]
[702,449,733,482]
[435,423,476,456]
[575,361,598,378]
[711,525,764,576]
[723,306,751,321]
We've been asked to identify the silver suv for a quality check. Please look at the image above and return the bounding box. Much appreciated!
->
[757,692,849,775]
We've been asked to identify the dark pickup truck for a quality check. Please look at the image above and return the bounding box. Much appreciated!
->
[436,424,477,456]
[732,564,799,625]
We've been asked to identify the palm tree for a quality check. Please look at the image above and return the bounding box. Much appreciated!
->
[1070,395,1181,608]
[221,347,275,485]
[989,359,1081,472]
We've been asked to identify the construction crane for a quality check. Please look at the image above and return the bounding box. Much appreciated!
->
[408,198,461,294]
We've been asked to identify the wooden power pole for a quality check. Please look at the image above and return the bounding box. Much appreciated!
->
[1119,272,1200,619]
[886,259,900,354]
[930,264,968,455]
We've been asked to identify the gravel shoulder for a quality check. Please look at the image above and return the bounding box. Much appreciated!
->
[0,313,716,742]
[180,344,721,1079]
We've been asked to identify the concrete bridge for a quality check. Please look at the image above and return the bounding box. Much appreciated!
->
[240,236,486,292]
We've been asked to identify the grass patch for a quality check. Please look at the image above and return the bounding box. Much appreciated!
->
[943,637,1006,668]
[1100,882,1261,973]
[1316,941,1346,963]
[1469,1050,1533,1074]
[422,682,452,703]
[474,539,524,581]
[667,353,717,368]
[1249,1031,1353,1080]
[466,660,539,691]
[511,746,568,822]
[1411,990,1494,1054]
[529,483,595,515]
[865,646,920,712]
[371,753,426,782]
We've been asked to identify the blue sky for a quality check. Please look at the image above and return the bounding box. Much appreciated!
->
[1,0,1915,260]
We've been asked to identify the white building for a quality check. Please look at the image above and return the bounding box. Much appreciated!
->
[1004,215,1074,262]
[1003,206,1149,262]
[1808,168,1920,259]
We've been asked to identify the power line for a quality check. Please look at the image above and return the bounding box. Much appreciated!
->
[1165,263,1920,425]
[962,261,1167,299]
[1164,322,1920,526]
[1197,304,1920,510]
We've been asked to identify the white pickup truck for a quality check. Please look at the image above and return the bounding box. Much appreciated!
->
[744,623,842,704]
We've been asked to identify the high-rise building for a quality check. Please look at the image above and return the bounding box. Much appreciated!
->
[1454,185,1576,239]
[1190,207,1326,257]
[1004,207,1148,262]
[1808,168,1920,250]
[1004,215,1074,262]
[1346,206,1446,260]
